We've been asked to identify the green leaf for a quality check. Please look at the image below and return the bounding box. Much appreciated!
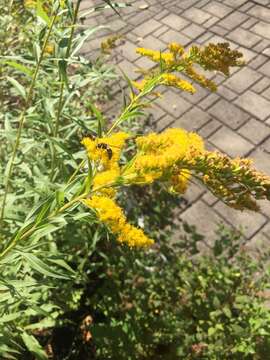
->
[36,0,50,25]
[21,332,48,360]
[87,102,106,137]
[20,252,70,279]
[6,76,26,100]
[1,60,33,77]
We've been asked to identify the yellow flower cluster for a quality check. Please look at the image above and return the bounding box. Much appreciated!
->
[126,128,204,192]
[83,196,154,247]
[161,73,196,94]
[187,151,270,210]
[134,42,243,95]
[189,43,244,76]
[185,66,217,92]
[82,132,129,197]
[81,132,129,171]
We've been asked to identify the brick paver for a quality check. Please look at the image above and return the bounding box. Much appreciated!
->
[81,0,270,245]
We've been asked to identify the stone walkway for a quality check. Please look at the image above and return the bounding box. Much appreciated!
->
[80,0,270,247]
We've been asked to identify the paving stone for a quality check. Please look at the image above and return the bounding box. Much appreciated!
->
[138,35,166,51]
[154,114,175,131]
[199,93,219,110]
[181,86,209,104]
[234,90,270,121]
[117,41,141,62]
[202,1,232,18]
[248,148,270,173]
[241,17,259,30]
[181,23,206,38]
[252,22,270,40]
[180,200,228,244]
[161,13,190,30]
[252,77,270,93]
[224,0,246,7]
[239,2,255,12]
[248,5,270,22]
[224,67,262,94]
[134,55,156,71]
[202,192,218,206]
[218,11,249,30]
[117,59,139,80]
[262,87,270,101]
[147,104,166,122]
[217,85,237,101]
[182,182,205,205]
[258,61,270,77]
[198,119,222,138]
[196,31,213,44]
[214,201,267,239]
[254,39,270,53]
[153,25,170,37]
[203,16,219,28]
[173,106,211,131]
[227,28,261,48]
[263,48,270,56]
[133,19,161,37]
[208,99,249,129]
[209,126,254,157]
[211,25,228,37]
[238,119,270,144]
[236,47,257,63]
[156,89,192,117]
[159,29,191,46]
[261,137,270,153]
[249,54,268,70]
[182,7,212,24]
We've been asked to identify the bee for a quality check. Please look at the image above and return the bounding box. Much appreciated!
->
[96,142,113,160]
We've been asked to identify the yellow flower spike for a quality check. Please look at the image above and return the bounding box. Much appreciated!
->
[168,42,184,55]
[161,74,196,94]
[92,169,120,198]
[83,196,154,247]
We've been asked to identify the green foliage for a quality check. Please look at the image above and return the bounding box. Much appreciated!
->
[88,227,270,359]
[1,1,270,359]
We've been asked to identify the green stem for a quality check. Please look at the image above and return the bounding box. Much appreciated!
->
[0,9,59,222]
[50,0,81,181]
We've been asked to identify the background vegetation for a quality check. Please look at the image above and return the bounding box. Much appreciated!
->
[0,1,270,359]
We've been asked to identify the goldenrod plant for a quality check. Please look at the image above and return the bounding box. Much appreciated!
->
[0,0,270,358]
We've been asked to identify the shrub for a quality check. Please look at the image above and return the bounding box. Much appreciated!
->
[0,0,270,358]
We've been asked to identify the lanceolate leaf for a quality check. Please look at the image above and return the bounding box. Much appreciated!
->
[21,332,48,360]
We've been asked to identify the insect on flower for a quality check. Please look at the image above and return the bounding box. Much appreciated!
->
[96,143,113,160]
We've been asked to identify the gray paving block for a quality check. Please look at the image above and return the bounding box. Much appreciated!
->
[218,11,249,30]
[208,99,249,129]
[227,28,261,48]
[182,7,212,24]
[173,106,211,131]
[202,1,233,18]
[161,13,190,30]
[159,29,191,46]
[198,119,222,138]
[133,19,161,37]
[180,200,227,244]
[234,90,270,121]
[214,201,267,239]
[247,148,270,173]
[238,119,270,144]
[156,89,192,117]
[251,21,270,40]
[209,126,254,157]
[258,61,270,78]
[248,5,270,22]
[224,67,262,94]
[182,23,206,38]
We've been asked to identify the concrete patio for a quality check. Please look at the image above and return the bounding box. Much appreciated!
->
[80,0,270,247]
